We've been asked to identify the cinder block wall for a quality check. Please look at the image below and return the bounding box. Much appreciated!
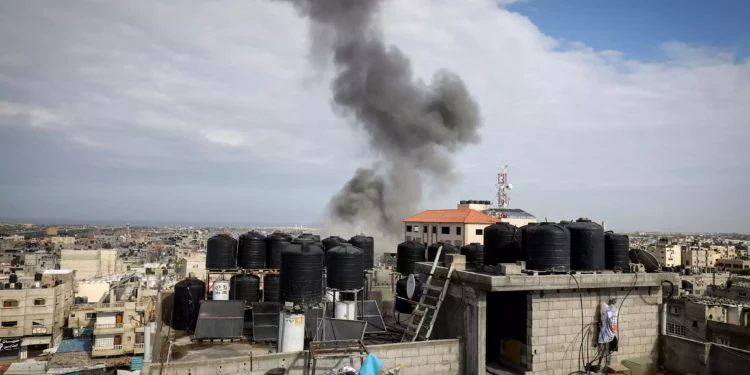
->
[527,287,661,375]
[148,338,460,375]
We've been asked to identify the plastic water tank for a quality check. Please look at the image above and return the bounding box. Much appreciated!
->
[280,242,325,306]
[566,218,605,271]
[483,223,522,265]
[238,231,267,269]
[266,233,291,269]
[525,223,570,272]
[172,277,205,331]
[206,234,238,270]
[230,274,260,305]
[460,243,484,267]
[348,236,375,270]
[604,232,630,272]
[396,241,426,275]
[278,311,305,353]
[427,242,458,262]
[326,244,364,290]
[212,279,230,300]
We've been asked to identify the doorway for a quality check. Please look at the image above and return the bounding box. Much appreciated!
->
[116,314,123,325]
[113,335,122,346]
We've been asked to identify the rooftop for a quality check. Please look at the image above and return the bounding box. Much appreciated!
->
[403,209,497,224]
[482,208,536,219]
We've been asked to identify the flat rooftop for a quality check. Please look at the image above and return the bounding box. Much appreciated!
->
[414,262,680,291]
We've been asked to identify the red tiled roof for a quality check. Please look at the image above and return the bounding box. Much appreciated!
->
[403,209,498,224]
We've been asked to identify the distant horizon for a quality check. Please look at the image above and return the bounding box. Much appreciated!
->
[1,217,748,236]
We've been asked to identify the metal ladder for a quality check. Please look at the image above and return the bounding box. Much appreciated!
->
[401,246,455,342]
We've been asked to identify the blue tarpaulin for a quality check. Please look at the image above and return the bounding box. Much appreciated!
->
[57,338,92,353]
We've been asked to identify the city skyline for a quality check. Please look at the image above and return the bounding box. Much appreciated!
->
[1,1,749,233]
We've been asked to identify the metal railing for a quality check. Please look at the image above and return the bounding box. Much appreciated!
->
[93,345,123,352]
[134,343,144,349]
[94,323,123,329]
[97,302,126,309]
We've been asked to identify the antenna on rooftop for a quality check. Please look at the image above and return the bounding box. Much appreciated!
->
[496,164,512,209]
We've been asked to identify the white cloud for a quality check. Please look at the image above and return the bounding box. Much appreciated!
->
[0,0,748,230]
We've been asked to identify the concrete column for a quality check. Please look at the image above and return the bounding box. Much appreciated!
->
[18,346,27,361]
[464,288,487,375]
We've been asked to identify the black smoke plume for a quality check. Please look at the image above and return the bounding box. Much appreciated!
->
[282,0,481,242]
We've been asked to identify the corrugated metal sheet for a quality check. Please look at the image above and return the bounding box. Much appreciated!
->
[193,300,245,339]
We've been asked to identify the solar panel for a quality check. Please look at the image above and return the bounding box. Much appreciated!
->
[193,300,245,340]
[252,302,281,342]
[305,307,325,339]
[314,318,367,342]
[357,300,387,334]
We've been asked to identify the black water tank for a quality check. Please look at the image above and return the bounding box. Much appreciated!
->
[280,242,324,306]
[348,236,375,269]
[172,277,205,332]
[264,275,280,302]
[266,233,292,269]
[605,232,630,272]
[34,272,42,282]
[15,282,22,289]
[525,223,570,272]
[567,218,605,271]
[326,244,364,290]
[395,278,422,314]
[206,234,238,270]
[322,236,347,253]
[519,223,539,255]
[238,231,267,269]
[461,243,484,267]
[230,274,260,305]
[8,273,18,284]
[397,241,426,275]
[483,223,522,265]
[427,242,458,262]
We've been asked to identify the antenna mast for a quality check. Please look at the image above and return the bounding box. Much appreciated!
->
[496,164,511,209]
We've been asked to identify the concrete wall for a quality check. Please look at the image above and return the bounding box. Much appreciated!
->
[527,288,661,374]
[662,334,750,375]
[61,249,117,280]
[147,339,461,375]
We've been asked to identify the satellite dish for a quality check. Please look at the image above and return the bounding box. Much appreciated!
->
[507,184,513,190]
[629,248,661,272]
[406,274,417,299]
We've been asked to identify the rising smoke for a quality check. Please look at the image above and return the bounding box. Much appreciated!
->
[282,0,482,243]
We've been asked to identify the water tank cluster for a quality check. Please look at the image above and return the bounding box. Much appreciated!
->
[206,231,296,271]
[172,277,205,332]
[520,218,630,273]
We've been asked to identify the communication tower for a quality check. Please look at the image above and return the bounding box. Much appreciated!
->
[496,164,512,209]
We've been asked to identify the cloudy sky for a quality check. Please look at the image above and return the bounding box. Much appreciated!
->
[1,0,748,232]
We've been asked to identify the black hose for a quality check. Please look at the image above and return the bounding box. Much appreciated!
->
[662,280,675,299]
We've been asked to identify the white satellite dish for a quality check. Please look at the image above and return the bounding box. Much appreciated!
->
[406,274,417,299]
[507,184,513,190]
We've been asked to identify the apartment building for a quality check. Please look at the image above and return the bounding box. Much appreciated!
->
[647,242,682,267]
[68,287,155,358]
[0,275,74,361]
[60,249,119,280]
[175,252,206,281]
[403,208,497,247]
[715,258,750,271]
